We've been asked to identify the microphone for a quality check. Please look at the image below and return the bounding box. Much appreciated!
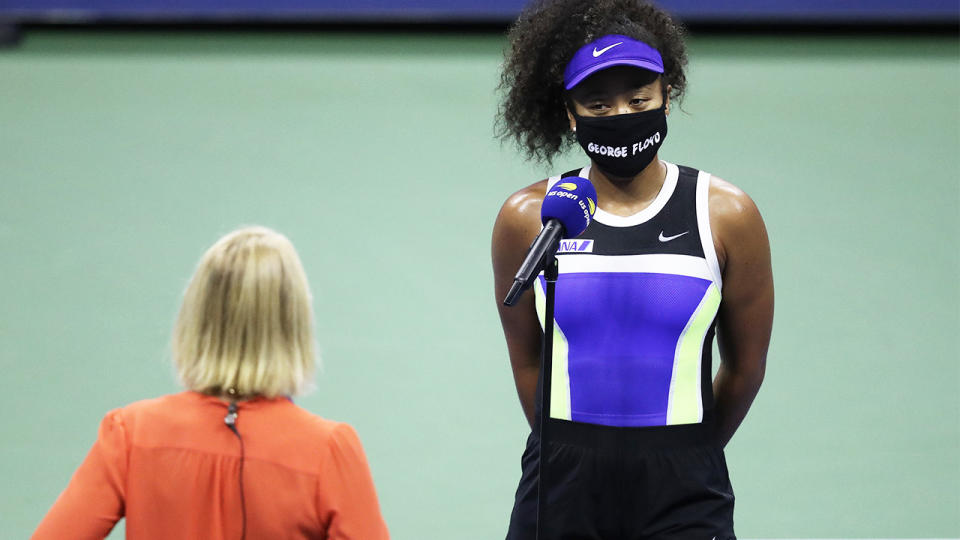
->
[503,177,597,306]
[225,403,238,427]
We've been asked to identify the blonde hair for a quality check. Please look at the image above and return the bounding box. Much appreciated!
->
[173,226,315,398]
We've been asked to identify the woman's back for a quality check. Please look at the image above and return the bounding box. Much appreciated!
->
[34,391,388,540]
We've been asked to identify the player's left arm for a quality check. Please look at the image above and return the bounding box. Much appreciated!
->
[709,176,774,449]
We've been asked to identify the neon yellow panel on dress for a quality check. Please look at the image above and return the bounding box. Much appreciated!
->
[667,283,722,425]
[534,280,572,421]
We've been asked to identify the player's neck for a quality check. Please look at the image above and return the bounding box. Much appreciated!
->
[588,157,666,217]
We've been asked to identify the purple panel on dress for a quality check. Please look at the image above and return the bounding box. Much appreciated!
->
[544,272,710,427]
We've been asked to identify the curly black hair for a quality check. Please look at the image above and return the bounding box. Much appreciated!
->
[497,0,688,165]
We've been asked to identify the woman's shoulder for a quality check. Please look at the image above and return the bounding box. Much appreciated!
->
[500,179,549,213]
[497,164,596,219]
[703,173,764,236]
[90,393,204,446]
[283,408,372,470]
[131,393,366,455]
[285,404,355,437]
[702,171,754,208]
[108,392,189,422]
[693,170,767,273]
[268,402,369,451]
[495,178,549,236]
[675,162,761,223]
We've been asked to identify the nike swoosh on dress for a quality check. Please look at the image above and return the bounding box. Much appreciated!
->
[658,231,689,242]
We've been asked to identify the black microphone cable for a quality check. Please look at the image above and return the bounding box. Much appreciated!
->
[224,403,247,540]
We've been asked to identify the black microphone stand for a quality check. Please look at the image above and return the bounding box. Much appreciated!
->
[535,243,559,540]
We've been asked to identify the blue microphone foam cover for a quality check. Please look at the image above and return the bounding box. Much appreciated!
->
[541,176,597,238]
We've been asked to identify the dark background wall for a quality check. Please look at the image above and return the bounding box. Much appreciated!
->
[2,0,957,23]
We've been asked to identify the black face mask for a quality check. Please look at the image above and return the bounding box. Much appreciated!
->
[573,106,668,178]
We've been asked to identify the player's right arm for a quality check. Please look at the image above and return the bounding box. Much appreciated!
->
[492,181,548,429]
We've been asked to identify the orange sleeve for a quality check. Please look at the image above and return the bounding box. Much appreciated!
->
[316,423,389,540]
[32,409,128,540]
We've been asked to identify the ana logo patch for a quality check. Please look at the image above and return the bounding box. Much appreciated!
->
[557,239,594,253]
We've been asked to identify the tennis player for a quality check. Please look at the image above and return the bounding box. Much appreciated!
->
[33,226,389,539]
[492,1,774,537]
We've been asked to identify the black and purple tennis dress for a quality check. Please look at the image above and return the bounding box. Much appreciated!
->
[506,162,737,540]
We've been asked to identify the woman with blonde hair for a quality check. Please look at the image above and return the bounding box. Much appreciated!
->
[34,226,389,540]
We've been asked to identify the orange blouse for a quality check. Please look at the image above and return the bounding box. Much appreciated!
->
[33,391,389,540]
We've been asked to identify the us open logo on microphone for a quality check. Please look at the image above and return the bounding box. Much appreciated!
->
[557,239,594,253]
[547,182,597,224]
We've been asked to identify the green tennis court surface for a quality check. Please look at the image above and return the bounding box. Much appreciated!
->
[1,30,957,538]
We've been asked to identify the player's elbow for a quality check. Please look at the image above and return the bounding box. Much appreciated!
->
[744,357,766,391]
[722,354,766,389]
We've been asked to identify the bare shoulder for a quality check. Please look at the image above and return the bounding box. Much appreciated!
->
[492,179,550,300]
[493,179,549,246]
[708,175,763,226]
[707,175,769,271]
[498,180,548,224]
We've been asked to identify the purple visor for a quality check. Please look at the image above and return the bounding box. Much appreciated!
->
[563,34,664,90]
